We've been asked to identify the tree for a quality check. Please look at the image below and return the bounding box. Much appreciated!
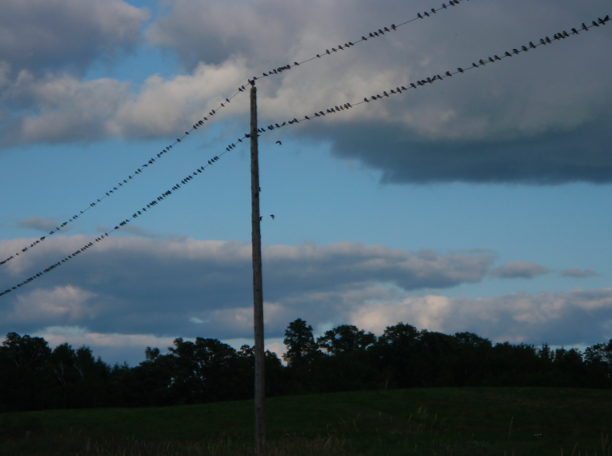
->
[283,319,320,367]
[453,332,493,386]
[370,323,421,389]
[317,325,376,355]
[584,339,612,387]
[378,322,420,346]
[168,337,243,403]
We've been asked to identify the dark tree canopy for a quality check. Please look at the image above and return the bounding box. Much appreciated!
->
[0,320,611,412]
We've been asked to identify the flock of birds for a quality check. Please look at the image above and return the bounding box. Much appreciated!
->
[1,8,609,297]
[0,0,471,269]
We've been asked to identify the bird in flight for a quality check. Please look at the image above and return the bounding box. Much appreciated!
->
[276,141,282,145]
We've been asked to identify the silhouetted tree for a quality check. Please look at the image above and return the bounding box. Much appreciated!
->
[317,325,376,355]
[283,319,320,367]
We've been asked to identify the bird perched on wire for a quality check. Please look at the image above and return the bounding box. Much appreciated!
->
[270,215,275,220]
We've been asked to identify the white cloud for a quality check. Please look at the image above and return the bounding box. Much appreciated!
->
[7,285,97,326]
[24,286,612,365]
[348,288,612,346]
[0,58,250,146]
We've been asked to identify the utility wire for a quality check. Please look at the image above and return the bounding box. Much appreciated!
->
[1,0,471,268]
[0,90,244,267]
[258,17,610,123]
[249,0,470,81]
[1,15,608,298]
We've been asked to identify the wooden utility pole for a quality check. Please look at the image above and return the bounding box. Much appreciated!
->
[250,83,266,456]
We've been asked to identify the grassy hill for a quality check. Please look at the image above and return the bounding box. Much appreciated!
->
[1,387,611,455]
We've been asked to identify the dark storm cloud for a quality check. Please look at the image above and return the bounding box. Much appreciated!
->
[0,0,149,76]
[1,0,610,182]
[146,0,612,184]
[316,116,612,184]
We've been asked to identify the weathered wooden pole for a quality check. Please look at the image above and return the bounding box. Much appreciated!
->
[250,83,266,456]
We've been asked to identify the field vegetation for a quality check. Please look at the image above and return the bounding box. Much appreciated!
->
[1,387,611,455]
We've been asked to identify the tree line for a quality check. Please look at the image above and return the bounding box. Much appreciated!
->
[1,319,610,412]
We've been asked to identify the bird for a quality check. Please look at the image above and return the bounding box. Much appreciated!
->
[270,215,275,220]
[276,141,282,145]
[457,67,464,73]
[418,13,423,19]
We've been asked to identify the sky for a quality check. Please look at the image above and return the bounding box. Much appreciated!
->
[0,0,611,366]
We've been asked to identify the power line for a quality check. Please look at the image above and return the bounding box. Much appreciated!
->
[260,17,610,122]
[0,92,245,267]
[1,15,608,291]
[0,149,233,297]
[249,0,470,81]
[1,1,471,268]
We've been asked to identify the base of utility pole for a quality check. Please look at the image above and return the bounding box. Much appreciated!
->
[250,84,266,456]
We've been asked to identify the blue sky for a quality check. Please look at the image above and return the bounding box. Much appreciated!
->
[0,0,611,365]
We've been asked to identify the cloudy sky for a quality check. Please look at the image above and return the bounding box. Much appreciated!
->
[1,0,611,365]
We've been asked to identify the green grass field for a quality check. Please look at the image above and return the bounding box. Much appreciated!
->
[1,387,611,455]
